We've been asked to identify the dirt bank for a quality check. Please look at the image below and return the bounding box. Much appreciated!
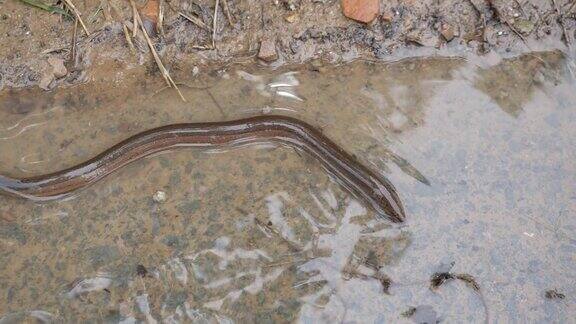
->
[0,0,574,90]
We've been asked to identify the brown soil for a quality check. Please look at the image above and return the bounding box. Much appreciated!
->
[0,0,575,90]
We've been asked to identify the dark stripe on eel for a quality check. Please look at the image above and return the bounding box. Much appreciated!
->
[0,115,406,222]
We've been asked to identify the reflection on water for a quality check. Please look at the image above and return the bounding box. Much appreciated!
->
[474,51,565,117]
[0,51,574,322]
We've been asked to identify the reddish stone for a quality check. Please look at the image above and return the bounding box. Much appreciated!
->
[381,12,393,23]
[342,0,380,24]
[140,0,159,25]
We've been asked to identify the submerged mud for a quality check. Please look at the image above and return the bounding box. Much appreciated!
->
[0,51,574,322]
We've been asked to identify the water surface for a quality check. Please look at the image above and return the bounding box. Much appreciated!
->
[0,51,574,323]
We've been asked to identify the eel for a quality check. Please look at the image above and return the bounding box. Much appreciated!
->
[0,115,405,222]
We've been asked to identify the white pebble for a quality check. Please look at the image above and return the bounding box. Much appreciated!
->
[153,190,167,203]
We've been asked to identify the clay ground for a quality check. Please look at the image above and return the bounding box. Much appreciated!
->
[0,0,575,90]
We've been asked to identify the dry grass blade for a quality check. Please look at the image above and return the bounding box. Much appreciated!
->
[221,0,234,26]
[107,0,125,22]
[191,45,212,50]
[513,0,526,17]
[505,20,528,44]
[130,0,186,101]
[89,4,103,23]
[63,0,90,36]
[100,0,112,22]
[179,12,210,31]
[567,1,576,13]
[70,18,78,63]
[551,0,573,49]
[101,0,125,51]
[464,0,488,42]
[158,0,165,36]
[212,0,219,49]
[131,0,139,38]
[122,23,136,54]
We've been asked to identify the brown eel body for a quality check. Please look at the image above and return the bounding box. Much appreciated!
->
[0,115,405,222]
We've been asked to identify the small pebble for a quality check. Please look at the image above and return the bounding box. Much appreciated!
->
[48,57,67,78]
[406,31,438,47]
[545,289,565,300]
[153,190,167,203]
[136,264,148,277]
[440,23,455,42]
[258,39,278,62]
[39,73,54,90]
[381,12,393,22]
[285,12,299,23]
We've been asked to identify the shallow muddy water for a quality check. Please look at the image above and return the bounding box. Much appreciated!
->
[0,51,574,323]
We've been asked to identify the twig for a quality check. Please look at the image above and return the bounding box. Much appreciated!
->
[260,3,265,29]
[122,23,136,54]
[164,0,204,29]
[190,45,213,50]
[131,0,139,38]
[206,88,226,118]
[130,0,186,101]
[102,0,116,22]
[106,0,133,54]
[254,218,302,252]
[149,82,213,99]
[89,4,103,23]
[567,1,576,13]
[221,0,234,26]
[466,0,482,15]
[489,2,531,51]
[264,258,308,268]
[551,0,573,49]
[293,279,325,289]
[107,0,126,22]
[142,24,186,101]
[505,20,529,44]
[513,0,527,17]
[158,0,165,36]
[70,18,78,63]
[485,0,533,50]
[212,0,219,49]
[179,12,210,31]
[466,0,487,42]
[63,0,90,36]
